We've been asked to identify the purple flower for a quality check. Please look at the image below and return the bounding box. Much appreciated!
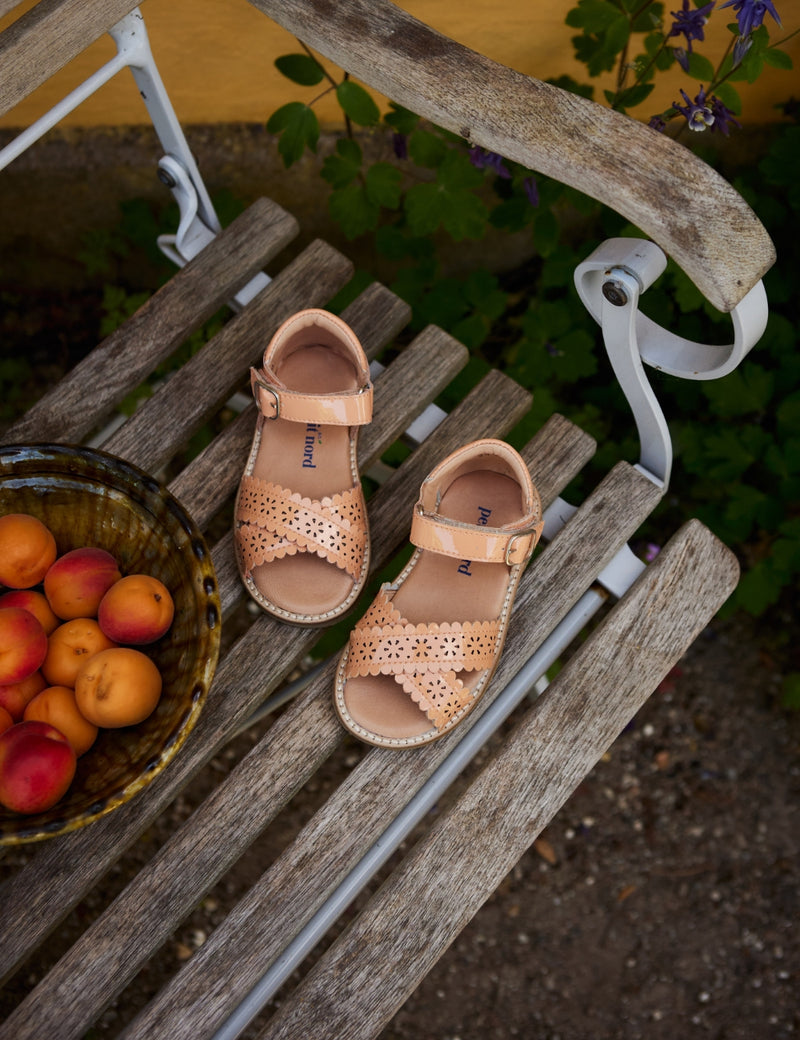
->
[644,543,661,563]
[709,95,741,134]
[648,114,668,132]
[523,175,539,207]
[733,32,753,64]
[469,146,512,179]
[720,0,781,36]
[392,132,408,160]
[669,0,715,52]
[673,86,716,130]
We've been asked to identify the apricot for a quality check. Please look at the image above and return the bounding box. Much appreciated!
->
[0,706,13,735]
[0,589,59,635]
[44,546,121,620]
[75,647,162,728]
[0,670,47,722]
[0,513,57,589]
[0,720,76,814]
[98,573,175,645]
[0,607,48,685]
[41,618,117,688]
[24,685,98,756]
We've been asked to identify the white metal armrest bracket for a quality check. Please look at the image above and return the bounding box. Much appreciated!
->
[0,7,269,307]
[575,238,769,488]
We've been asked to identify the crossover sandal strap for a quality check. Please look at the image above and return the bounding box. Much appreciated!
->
[250,368,373,427]
[345,587,501,730]
[409,508,544,566]
[236,475,367,579]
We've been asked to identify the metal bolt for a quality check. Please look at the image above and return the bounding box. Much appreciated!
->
[602,279,628,307]
[157,166,177,188]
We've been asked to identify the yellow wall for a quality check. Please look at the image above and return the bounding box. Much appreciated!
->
[2,0,798,130]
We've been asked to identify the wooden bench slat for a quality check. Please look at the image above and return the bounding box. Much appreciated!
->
[101,239,353,474]
[116,460,661,1040]
[0,362,526,1005]
[258,521,739,1040]
[5,198,298,446]
[0,0,140,118]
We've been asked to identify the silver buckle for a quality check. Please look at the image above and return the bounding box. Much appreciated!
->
[504,524,540,566]
[253,374,280,420]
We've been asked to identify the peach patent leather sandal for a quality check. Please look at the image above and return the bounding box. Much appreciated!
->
[234,309,373,624]
[334,439,543,747]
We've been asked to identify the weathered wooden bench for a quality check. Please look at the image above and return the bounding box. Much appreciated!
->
[0,1,775,1037]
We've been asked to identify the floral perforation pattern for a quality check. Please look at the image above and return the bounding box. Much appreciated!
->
[236,475,366,578]
[344,586,499,730]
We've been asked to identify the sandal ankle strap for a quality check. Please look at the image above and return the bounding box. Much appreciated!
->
[410,507,544,566]
[250,367,373,426]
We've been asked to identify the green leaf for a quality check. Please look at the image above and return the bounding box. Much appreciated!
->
[365,163,402,208]
[463,269,507,320]
[328,183,379,238]
[404,182,488,240]
[336,137,363,164]
[336,80,380,125]
[408,129,449,168]
[274,53,325,86]
[566,0,623,33]
[776,392,800,437]
[321,138,362,188]
[384,103,419,134]
[631,1,663,33]
[702,364,774,418]
[762,47,793,70]
[533,207,560,257]
[441,191,488,240]
[489,195,535,233]
[723,483,769,541]
[713,82,742,115]
[374,225,434,262]
[739,48,765,83]
[606,14,632,55]
[772,519,800,573]
[266,102,319,166]
[404,182,442,237]
[551,328,598,380]
[436,150,484,192]
[735,560,782,615]
[613,82,655,110]
[686,51,715,81]
[452,313,491,351]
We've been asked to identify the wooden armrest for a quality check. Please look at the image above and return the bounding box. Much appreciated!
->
[0,0,140,117]
[248,0,775,313]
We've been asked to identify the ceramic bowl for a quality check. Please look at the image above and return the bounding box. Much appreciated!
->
[0,443,220,843]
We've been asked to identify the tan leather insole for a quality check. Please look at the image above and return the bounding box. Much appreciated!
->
[344,470,524,738]
[250,346,360,615]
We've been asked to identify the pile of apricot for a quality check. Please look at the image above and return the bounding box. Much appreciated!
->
[0,512,174,815]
